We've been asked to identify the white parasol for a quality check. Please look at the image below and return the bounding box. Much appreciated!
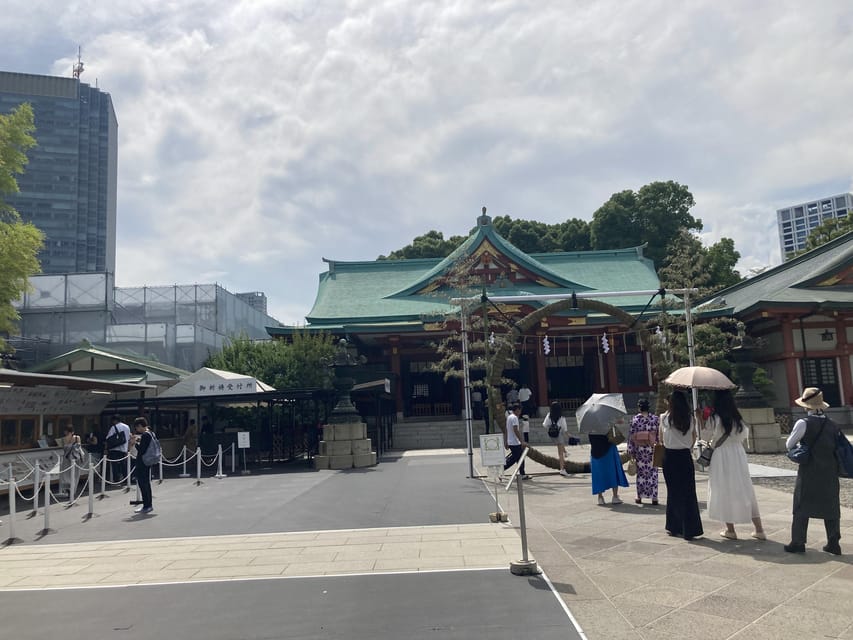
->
[663,366,736,390]
[575,393,628,435]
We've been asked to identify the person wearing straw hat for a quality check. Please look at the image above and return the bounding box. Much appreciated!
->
[784,387,842,555]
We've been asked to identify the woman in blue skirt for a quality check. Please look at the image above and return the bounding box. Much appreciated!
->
[589,432,628,505]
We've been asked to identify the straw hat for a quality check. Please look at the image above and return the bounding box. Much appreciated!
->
[795,387,829,410]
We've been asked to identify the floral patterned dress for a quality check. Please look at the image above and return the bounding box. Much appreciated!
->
[628,412,660,500]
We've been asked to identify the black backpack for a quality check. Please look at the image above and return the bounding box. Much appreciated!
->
[547,416,560,438]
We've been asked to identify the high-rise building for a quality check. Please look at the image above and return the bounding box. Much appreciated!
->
[0,70,117,274]
[777,193,852,258]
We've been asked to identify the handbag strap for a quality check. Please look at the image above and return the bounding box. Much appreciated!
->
[803,415,828,448]
[712,430,729,450]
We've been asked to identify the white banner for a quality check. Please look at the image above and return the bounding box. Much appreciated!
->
[196,378,257,396]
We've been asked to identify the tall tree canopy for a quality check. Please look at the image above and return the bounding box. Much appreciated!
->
[590,180,701,267]
[658,229,741,296]
[1,103,43,353]
[204,331,336,389]
[800,215,853,254]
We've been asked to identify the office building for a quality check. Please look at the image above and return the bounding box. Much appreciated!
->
[777,193,851,258]
[0,71,117,274]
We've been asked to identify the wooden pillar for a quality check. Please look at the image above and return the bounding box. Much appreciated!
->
[389,337,403,418]
[780,317,801,403]
[835,315,851,406]
[605,328,619,392]
[534,333,547,415]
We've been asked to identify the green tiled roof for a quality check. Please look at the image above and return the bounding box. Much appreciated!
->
[28,343,191,378]
[695,231,853,316]
[299,217,662,328]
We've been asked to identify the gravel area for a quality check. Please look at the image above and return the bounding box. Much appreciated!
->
[747,452,853,510]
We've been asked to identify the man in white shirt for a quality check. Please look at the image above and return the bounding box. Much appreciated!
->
[503,404,529,479]
[518,383,533,415]
[105,415,131,484]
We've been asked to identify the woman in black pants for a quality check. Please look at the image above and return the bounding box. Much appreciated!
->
[661,391,703,540]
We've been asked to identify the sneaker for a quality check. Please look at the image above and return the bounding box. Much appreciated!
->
[597,495,606,506]
[784,543,806,553]
[559,469,571,477]
[141,506,154,514]
[611,497,623,505]
[134,505,144,513]
[522,475,532,480]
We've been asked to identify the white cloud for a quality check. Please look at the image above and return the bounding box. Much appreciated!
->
[5,0,853,323]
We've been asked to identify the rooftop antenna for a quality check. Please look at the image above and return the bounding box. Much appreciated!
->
[72,46,84,79]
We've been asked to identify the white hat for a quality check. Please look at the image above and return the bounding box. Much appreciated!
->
[795,387,829,410]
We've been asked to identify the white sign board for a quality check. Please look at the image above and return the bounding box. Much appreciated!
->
[479,433,505,467]
[196,377,257,396]
[0,387,112,415]
[237,432,251,449]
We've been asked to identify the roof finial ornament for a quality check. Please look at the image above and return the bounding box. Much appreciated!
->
[478,206,491,226]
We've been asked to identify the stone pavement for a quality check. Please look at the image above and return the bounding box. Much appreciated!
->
[1,446,852,640]
[489,444,853,640]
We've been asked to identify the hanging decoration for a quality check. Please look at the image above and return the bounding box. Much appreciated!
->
[601,332,610,354]
[542,335,551,355]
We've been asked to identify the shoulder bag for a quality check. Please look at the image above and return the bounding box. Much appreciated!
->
[105,426,126,450]
[696,431,729,469]
[787,416,826,465]
[836,428,853,478]
[607,425,626,446]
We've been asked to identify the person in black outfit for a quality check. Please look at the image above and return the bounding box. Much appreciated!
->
[132,417,154,514]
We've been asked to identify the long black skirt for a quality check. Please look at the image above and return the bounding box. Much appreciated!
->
[662,447,703,539]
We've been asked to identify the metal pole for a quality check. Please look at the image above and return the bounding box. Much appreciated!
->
[481,286,493,434]
[126,454,132,492]
[179,446,190,478]
[461,304,475,478]
[7,477,17,543]
[31,464,40,515]
[196,446,202,485]
[99,455,107,498]
[684,290,701,436]
[158,453,164,484]
[516,474,530,562]
[42,474,51,534]
[231,443,236,474]
[86,457,95,519]
[215,444,226,478]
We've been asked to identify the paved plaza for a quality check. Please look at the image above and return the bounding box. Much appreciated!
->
[1,446,852,639]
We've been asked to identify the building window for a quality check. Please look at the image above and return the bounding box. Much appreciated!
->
[616,352,646,387]
[801,358,839,407]
[0,417,38,451]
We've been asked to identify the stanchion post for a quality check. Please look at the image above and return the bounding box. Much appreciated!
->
[158,454,164,484]
[215,444,226,479]
[125,454,132,492]
[231,443,236,474]
[507,449,539,576]
[99,455,107,498]
[7,476,19,543]
[179,446,190,478]
[31,463,40,515]
[68,460,77,506]
[41,473,52,535]
[195,446,202,486]
[86,458,95,519]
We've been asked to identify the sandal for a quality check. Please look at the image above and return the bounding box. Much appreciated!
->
[720,530,738,540]
[751,531,766,541]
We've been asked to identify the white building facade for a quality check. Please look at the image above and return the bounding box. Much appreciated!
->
[777,193,852,258]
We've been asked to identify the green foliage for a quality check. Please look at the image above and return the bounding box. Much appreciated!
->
[0,103,43,353]
[797,216,853,255]
[590,181,701,267]
[659,228,741,295]
[204,331,336,390]
[378,230,467,260]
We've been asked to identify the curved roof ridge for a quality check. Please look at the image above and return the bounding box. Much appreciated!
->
[384,219,591,298]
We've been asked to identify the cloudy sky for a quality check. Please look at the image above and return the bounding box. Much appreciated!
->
[4,1,853,323]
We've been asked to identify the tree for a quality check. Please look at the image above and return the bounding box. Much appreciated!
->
[378,230,467,260]
[1,103,43,354]
[659,229,741,296]
[590,181,701,267]
[799,216,853,254]
[204,330,336,389]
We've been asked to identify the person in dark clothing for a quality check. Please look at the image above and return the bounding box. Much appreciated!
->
[784,388,842,555]
[660,390,703,540]
[131,417,154,514]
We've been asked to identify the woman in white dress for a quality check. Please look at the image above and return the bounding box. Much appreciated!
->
[706,390,766,541]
